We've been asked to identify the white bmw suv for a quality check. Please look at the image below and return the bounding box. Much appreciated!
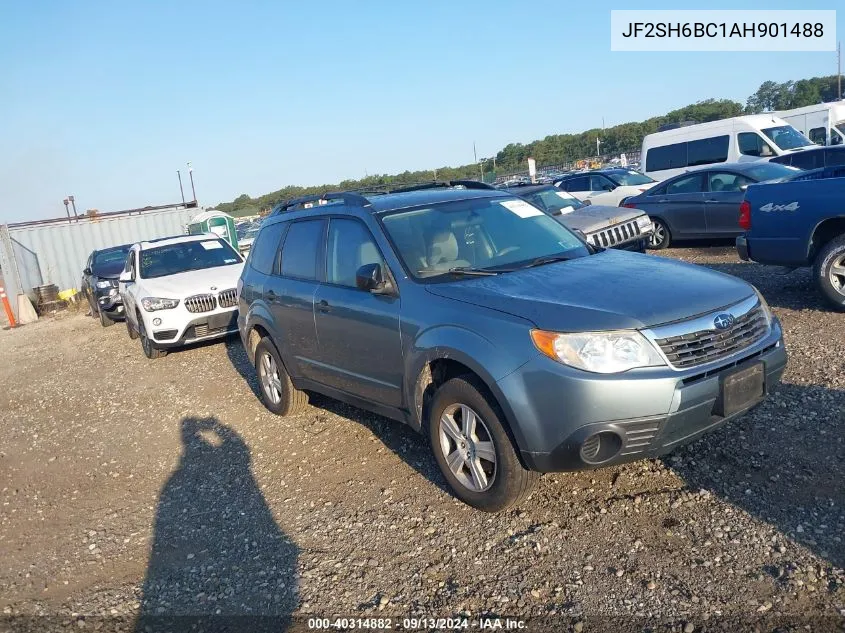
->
[119,234,245,359]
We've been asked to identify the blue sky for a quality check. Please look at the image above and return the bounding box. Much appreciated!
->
[0,0,841,222]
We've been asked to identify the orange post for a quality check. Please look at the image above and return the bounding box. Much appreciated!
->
[0,287,16,328]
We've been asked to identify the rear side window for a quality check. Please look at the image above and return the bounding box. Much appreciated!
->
[789,150,824,171]
[280,220,325,280]
[708,172,751,192]
[665,173,706,194]
[248,222,286,275]
[645,142,686,172]
[687,135,729,166]
[827,149,845,166]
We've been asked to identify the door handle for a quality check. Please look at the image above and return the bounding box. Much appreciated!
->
[704,199,720,203]
[658,199,668,203]
[317,299,331,313]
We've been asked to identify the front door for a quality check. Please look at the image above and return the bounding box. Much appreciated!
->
[311,218,403,408]
[704,171,749,236]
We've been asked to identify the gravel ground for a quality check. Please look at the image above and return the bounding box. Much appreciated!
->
[0,246,843,632]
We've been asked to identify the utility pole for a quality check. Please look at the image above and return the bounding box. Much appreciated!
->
[177,170,185,204]
[68,195,78,220]
[63,198,71,223]
[838,41,842,100]
[187,162,197,202]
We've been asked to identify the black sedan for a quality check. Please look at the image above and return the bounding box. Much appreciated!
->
[622,162,800,249]
[81,244,132,326]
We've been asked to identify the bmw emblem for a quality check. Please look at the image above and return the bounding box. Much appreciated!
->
[210,286,217,291]
[713,313,735,330]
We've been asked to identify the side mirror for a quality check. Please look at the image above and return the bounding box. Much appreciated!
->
[119,270,133,284]
[356,263,389,294]
[83,267,92,276]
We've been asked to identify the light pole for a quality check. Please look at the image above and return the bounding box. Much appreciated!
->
[177,170,186,204]
[62,198,71,223]
[68,195,78,220]
[187,162,197,202]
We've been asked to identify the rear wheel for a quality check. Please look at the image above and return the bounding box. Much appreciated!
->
[254,337,309,416]
[138,315,166,359]
[813,234,845,311]
[648,218,671,250]
[428,375,538,512]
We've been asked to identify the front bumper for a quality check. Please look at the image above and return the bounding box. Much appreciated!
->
[96,289,124,319]
[142,306,239,348]
[498,321,786,472]
[736,235,750,261]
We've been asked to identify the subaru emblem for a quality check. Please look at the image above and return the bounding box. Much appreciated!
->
[713,313,735,330]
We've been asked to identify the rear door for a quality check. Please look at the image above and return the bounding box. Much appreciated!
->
[704,171,750,236]
[311,217,403,407]
[263,218,326,381]
[641,173,708,237]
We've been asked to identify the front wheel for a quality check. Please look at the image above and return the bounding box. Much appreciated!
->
[138,315,167,359]
[813,234,845,311]
[428,376,538,512]
[647,217,671,250]
[99,308,115,327]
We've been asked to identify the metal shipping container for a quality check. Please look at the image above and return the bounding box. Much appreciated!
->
[0,204,198,318]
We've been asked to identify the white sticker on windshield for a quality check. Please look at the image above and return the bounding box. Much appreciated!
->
[200,240,224,250]
[499,200,544,218]
[558,206,575,215]
[224,258,238,263]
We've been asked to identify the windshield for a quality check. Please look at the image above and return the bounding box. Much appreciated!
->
[524,188,585,214]
[92,246,131,276]
[743,162,801,182]
[762,125,813,151]
[833,123,845,145]
[380,196,590,280]
[140,238,242,279]
[606,170,655,186]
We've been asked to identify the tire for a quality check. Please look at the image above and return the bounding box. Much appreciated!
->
[813,234,845,312]
[254,337,309,416]
[138,315,167,359]
[428,375,538,512]
[126,314,139,340]
[647,217,671,250]
[99,308,115,327]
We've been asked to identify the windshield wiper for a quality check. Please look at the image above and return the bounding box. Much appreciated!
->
[498,254,577,272]
[420,266,499,277]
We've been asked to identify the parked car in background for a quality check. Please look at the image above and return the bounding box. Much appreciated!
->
[738,165,845,310]
[768,145,845,170]
[237,220,263,256]
[555,169,657,206]
[641,114,814,181]
[775,100,845,146]
[238,186,786,512]
[81,244,133,327]
[503,183,653,252]
[119,234,244,359]
[623,162,800,249]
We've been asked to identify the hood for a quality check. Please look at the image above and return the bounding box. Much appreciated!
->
[557,205,644,233]
[425,250,754,331]
[141,263,244,297]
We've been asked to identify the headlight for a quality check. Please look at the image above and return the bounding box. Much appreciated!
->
[635,215,653,232]
[141,297,180,311]
[753,288,773,327]
[95,280,113,289]
[530,329,665,374]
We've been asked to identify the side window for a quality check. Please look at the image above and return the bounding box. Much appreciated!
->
[826,149,845,166]
[248,222,287,275]
[564,176,589,191]
[738,132,776,158]
[790,151,823,171]
[326,219,385,288]
[279,219,325,281]
[590,175,614,191]
[665,173,706,195]
[708,172,750,193]
[645,142,687,172]
[687,135,729,166]
[808,127,827,145]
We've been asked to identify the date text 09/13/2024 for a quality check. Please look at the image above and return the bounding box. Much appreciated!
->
[307,617,528,630]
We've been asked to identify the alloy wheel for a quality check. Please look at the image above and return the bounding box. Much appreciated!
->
[438,404,497,492]
[830,253,845,296]
[649,221,666,248]
[259,351,283,405]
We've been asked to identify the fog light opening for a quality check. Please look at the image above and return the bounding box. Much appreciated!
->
[580,431,623,464]
[152,318,162,326]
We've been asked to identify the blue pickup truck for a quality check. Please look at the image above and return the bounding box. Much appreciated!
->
[737,166,845,310]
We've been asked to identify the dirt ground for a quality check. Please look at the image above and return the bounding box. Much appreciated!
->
[0,246,843,632]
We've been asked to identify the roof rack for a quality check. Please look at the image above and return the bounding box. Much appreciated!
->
[272,191,372,215]
[385,180,496,194]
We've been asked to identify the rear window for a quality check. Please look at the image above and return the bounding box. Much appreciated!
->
[279,220,325,280]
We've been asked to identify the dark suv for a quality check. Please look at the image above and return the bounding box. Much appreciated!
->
[238,184,786,511]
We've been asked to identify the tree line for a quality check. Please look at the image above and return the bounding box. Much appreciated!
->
[217,74,842,217]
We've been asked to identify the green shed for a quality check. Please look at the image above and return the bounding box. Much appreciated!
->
[187,210,239,251]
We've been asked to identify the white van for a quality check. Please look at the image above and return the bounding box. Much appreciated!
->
[641,114,814,180]
[775,101,845,146]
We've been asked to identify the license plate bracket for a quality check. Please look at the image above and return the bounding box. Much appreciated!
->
[716,362,765,417]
